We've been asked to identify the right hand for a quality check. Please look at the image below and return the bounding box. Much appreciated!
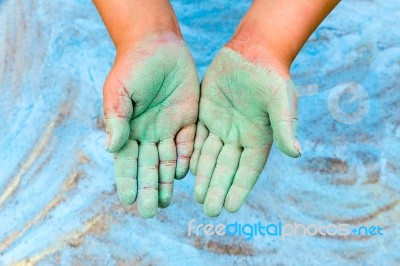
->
[104,32,199,218]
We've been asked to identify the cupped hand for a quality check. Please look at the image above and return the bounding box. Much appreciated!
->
[104,32,199,218]
[190,47,300,217]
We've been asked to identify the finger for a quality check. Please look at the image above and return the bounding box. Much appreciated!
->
[137,143,158,218]
[113,139,138,205]
[194,134,223,204]
[175,124,196,179]
[204,144,241,217]
[189,122,209,174]
[268,79,301,158]
[104,85,133,153]
[158,139,176,208]
[224,146,270,213]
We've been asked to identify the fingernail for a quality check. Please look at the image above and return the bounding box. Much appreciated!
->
[293,139,302,156]
[105,134,111,151]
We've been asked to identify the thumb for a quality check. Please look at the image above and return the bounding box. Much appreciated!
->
[268,79,301,158]
[104,85,133,153]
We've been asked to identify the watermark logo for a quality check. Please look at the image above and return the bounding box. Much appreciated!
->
[327,82,370,125]
[188,219,383,241]
[298,81,371,125]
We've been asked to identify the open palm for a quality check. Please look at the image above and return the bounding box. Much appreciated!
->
[190,48,300,217]
[104,33,199,217]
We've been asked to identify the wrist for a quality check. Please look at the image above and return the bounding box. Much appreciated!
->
[95,0,182,55]
[115,19,181,55]
[226,1,302,78]
[226,24,292,78]
[227,19,294,78]
[227,0,340,77]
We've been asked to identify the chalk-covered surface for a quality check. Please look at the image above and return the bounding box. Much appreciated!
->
[0,0,399,265]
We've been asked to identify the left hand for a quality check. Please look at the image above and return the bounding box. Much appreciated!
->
[190,47,300,217]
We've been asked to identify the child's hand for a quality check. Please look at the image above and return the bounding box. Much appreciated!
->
[190,47,300,217]
[189,0,339,217]
[104,32,199,217]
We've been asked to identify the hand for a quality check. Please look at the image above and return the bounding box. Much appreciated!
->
[189,0,339,217]
[104,32,199,217]
[190,47,300,217]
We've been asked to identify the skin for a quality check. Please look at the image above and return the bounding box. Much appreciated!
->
[190,48,299,217]
[93,0,199,218]
[190,0,340,217]
[93,0,340,218]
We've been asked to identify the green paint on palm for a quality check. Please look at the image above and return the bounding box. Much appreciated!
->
[190,47,300,217]
[104,33,199,218]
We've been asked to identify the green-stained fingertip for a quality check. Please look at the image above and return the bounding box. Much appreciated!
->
[119,192,136,205]
[293,139,302,156]
[138,203,158,218]
[204,193,224,217]
[224,187,248,213]
[224,194,242,213]
[274,135,301,158]
[175,167,188,180]
[158,191,172,208]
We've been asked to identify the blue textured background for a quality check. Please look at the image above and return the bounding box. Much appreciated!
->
[0,0,399,265]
